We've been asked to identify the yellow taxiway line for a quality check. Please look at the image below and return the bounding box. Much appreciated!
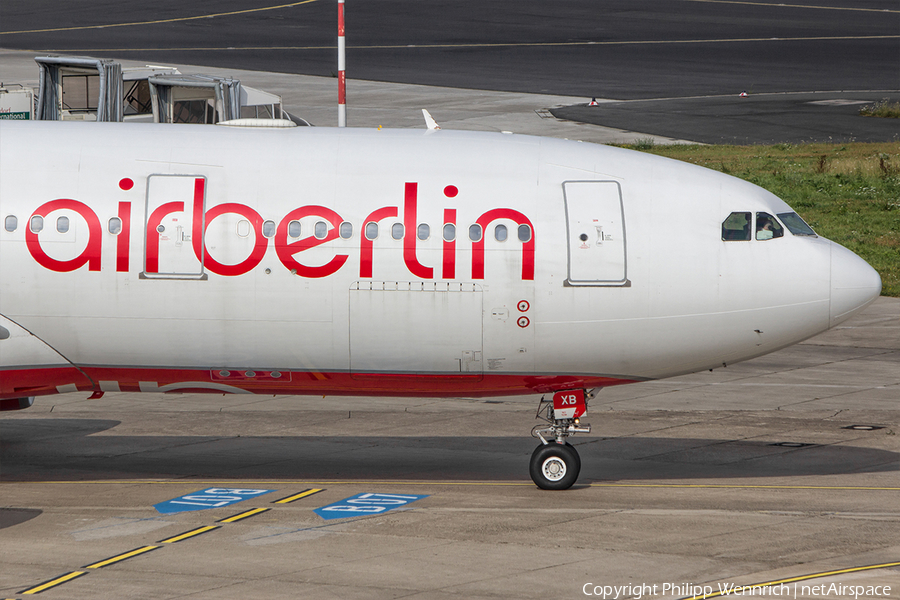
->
[680,562,900,600]
[158,525,220,544]
[83,545,161,569]
[19,571,87,595]
[0,0,320,35]
[23,34,900,55]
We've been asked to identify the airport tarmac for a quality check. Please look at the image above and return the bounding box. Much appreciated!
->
[1,41,899,600]
[552,91,900,145]
[1,295,897,599]
[2,0,897,100]
[0,48,689,145]
[3,0,898,146]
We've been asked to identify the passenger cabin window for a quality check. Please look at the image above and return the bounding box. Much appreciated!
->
[236,219,251,238]
[56,216,69,233]
[469,224,482,242]
[314,221,328,240]
[417,223,429,241]
[30,215,44,233]
[495,224,508,242]
[4,215,17,232]
[518,224,532,242]
[288,220,301,238]
[778,212,817,237]
[262,220,276,238]
[365,222,378,240]
[443,223,456,242]
[340,222,353,239]
[108,217,122,235]
[722,212,751,241]
[391,223,404,240]
[755,212,784,241]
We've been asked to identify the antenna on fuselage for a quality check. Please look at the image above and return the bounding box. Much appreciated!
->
[422,109,441,130]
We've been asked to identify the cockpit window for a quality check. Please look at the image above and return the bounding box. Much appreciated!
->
[755,212,784,241]
[777,212,817,237]
[722,212,751,241]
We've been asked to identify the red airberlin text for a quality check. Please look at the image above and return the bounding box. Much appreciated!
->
[25,179,535,280]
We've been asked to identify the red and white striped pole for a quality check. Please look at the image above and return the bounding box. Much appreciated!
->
[337,0,346,127]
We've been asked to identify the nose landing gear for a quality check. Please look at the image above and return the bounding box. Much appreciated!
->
[530,389,592,490]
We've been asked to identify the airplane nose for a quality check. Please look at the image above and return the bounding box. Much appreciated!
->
[830,242,882,327]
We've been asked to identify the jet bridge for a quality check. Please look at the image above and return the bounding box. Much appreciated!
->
[148,74,242,124]
[35,56,124,121]
[32,56,300,125]
[147,74,289,124]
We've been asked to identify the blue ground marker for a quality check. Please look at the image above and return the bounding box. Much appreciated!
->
[314,493,428,520]
[154,487,274,514]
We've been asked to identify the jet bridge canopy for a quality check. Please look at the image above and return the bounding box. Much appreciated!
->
[35,56,123,122]
[31,56,294,125]
[148,74,243,124]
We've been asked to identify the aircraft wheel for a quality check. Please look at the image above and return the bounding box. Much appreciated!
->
[530,442,580,490]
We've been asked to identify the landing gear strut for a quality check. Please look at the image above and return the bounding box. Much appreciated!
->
[530,389,592,490]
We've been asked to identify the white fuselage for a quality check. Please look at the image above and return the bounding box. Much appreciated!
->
[0,122,882,400]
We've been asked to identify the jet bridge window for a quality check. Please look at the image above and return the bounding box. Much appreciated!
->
[755,212,784,241]
[4,215,17,232]
[173,99,217,125]
[124,80,152,116]
[722,212,751,241]
[62,73,99,116]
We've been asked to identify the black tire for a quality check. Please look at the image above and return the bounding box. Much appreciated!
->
[530,442,580,490]
[564,442,582,473]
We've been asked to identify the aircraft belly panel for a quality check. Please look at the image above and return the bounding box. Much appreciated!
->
[0,314,92,397]
[10,315,335,372]
[482,286,535,375]
[349,281,483,379]
[0,314,71,368]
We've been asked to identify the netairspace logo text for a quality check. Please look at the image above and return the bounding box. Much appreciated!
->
[582,582,893,599]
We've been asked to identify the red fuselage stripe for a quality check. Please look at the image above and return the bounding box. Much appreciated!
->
[0,365,638,400]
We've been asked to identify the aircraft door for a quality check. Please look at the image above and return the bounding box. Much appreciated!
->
[563,180,628,286]
[143,175,206,279]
